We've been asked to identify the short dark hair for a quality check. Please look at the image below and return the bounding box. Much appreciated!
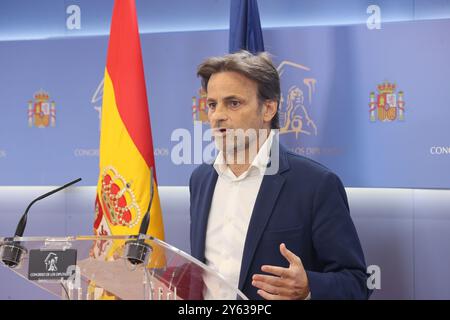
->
[197,50,280,129]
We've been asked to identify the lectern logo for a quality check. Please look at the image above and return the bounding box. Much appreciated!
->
[29,249,77,281]
[44,252,58,272]
[28,90,56,128]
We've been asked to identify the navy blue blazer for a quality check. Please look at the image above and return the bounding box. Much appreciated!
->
[189,143,370,300]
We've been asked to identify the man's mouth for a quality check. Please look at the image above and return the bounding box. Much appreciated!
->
[213,127,228,135]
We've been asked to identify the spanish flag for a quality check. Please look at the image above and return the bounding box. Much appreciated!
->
[93,0,165,247]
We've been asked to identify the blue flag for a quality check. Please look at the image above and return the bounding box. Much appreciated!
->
[229,0,265,53]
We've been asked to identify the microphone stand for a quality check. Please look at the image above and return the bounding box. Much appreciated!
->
[124,169,154,265]
[1,178,82,268]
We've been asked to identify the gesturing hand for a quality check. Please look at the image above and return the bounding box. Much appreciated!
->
[252,243,310,300]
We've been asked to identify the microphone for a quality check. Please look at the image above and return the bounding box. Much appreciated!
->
[1,178,82,268]
[125,169,154,265]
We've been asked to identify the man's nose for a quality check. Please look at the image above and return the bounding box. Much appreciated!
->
[209,104,228,125]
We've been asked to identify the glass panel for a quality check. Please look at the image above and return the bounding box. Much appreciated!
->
[0,236,248,300]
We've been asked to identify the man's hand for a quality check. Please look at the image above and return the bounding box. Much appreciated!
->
[252,243,310,300]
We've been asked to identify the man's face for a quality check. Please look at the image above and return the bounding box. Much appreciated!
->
[206,71,268,154]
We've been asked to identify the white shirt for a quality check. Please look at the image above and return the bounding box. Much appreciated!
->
[203,130,275,299]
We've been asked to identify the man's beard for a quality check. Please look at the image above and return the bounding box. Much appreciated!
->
[213,128,264,165]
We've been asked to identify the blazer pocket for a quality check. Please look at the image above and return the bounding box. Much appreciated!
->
[262,226,303,242]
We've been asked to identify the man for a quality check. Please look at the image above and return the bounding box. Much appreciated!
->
[189,51,370,300]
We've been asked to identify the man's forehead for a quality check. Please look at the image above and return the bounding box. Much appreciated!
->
[207,71,257,97]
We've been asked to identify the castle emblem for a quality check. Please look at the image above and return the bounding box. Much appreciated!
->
[277,61,318,139]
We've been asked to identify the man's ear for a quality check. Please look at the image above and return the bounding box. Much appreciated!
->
[263,100,278,124]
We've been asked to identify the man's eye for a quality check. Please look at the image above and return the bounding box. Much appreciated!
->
[208,103,216,109]
[229,100,241,108]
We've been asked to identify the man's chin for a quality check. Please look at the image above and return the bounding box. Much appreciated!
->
[214,138,246,155]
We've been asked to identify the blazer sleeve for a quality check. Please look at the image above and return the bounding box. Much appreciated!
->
[305,171,371,300]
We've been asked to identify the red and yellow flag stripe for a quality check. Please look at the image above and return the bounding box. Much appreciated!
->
[94,0,164,245]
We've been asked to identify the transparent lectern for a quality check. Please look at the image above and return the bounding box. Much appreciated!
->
[0,235,248,300]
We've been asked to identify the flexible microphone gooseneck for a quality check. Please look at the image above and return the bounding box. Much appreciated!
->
[125,169,155,265]
[1,178,82,268]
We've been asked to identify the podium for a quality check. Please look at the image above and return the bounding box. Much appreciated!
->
[0,235,248,300]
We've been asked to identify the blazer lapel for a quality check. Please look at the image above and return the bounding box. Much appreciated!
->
[192,167,218,263]
[238,144,290,290]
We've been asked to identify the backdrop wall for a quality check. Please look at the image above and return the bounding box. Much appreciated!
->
[1,0,450,299]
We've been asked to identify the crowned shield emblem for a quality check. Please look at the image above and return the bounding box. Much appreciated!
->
[191,88,209,123]
[28,90,56,128]
[369,81,405,122]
